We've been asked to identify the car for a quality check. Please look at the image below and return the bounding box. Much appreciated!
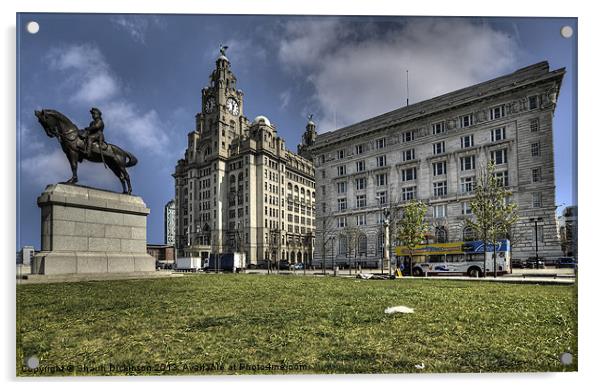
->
[293,263,304,270]
[512,258,526,269]
[526,257,545,269]
[556,257,577,268]
[278,260,291,270]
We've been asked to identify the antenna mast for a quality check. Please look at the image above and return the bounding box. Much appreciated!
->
[406,69,409,107]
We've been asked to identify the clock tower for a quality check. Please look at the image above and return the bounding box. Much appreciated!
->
[197,46,246,157]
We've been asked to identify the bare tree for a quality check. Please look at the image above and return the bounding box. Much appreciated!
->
[316,206,338,274]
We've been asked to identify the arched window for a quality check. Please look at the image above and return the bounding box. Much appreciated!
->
[435,226,448,243]
[338,236,348,255]
[358,234,368,255]
[463,226,476,241]
[229,175,236,184]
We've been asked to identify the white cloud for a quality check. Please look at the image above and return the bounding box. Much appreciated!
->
[110,15,164,44]
[20,149,116,189]
[279,90,291,110]
[47,44,118,104]
[277,18,521,132]
[45,44,168,151]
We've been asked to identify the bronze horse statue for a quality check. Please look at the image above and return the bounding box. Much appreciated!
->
[34,109,138,194]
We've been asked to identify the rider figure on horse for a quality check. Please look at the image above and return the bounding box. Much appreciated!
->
[81,107,105,157]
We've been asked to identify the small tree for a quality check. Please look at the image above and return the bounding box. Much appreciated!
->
[396,200,430,276]
[467,161,518,277]
[343,225,361,274]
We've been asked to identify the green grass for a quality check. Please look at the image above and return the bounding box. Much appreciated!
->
[16,275,577,375]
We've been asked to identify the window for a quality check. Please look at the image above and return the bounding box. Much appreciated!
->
[358,234,368,255]
[338,149,345,159]
[461,134,474,148]
[376,173,388,186]
[356,195,366,208]
[435,226,448,243]
[376,138,386,149]
[432,121,445,134]
[530,118,540,132]
[463,226,475,240]
[376,191,388,205]
[494,170,509,187]
[356,160,366,172]
[337,165,347,176]
[356,214,366,226]
[460,114,473,128]
[432,161,447,176]
[490,127,506,142]
[355,177,366,190]
[402,149,415,162]
[338,198,347,211]
[433,141,446,155]
[531,142,540,156]
[460,176,475,194]
[461,201,472,215]
[433,204,446,218]
[402,187,416,201]
[489,104,506,120]
[433,181,447,197]
[400,130,415,143]
[490,149,508,165]
[337,216,347,228]
[376,155,387,167]
[529,95,539,110]
[338,236,348,255]
[532,168,541,183]
[355,144,364,155]
[532,192,542,208]
[337,182,347,194]
[460,155,476,171]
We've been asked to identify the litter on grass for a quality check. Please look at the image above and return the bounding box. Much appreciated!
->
[384,306,415,314]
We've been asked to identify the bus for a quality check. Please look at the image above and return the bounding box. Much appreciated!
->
[395,240,511,277]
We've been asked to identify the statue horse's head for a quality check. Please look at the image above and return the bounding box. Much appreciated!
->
[34,109,78,138]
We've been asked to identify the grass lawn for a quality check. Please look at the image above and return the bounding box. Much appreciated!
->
[16,275,577,375]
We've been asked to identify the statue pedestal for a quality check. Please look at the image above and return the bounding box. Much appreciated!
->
[32,184,155,276]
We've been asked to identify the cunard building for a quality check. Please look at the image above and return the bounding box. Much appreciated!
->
[310,62,565,266]
[173,49,316,266]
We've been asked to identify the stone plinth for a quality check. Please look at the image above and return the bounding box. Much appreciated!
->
[32,184,155,276]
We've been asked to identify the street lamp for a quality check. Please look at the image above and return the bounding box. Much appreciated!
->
[529,217,544,269]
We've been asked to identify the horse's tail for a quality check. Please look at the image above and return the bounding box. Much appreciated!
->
[125,150,138,167]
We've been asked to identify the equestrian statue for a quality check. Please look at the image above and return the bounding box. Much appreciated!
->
[34,108,138,195]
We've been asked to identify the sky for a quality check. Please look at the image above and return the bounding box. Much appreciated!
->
[16,14,577,249]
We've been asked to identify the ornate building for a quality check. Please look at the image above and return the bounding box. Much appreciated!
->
[164,199,176,246]
[310,62,565,266]
[173,49,316,266]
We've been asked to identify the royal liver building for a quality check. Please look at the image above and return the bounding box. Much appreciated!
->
[173,49,316,266]
[310,62,565,266]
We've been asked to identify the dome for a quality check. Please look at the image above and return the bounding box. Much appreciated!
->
[217,54,229,62]
[253,115,271,126]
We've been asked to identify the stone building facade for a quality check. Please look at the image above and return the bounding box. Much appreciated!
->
[164,199,176,246]
[310,62,565,266]
[173,51,316,266]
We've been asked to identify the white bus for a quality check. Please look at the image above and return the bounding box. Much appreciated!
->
[395,240,511,277]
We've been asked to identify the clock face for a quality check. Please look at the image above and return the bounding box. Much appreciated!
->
[226,97,239,115]
[204,97,216,113]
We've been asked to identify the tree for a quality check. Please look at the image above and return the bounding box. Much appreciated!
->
[466,161,518,277]
[396,200,430,276]
[316,206,338,274]
[342,225,361,274]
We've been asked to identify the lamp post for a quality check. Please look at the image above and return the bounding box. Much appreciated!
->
[530,217,544,269]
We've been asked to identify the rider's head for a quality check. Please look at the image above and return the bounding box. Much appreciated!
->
[90,107,102,118]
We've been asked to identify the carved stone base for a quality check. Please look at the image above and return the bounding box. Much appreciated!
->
[32,184,155,276]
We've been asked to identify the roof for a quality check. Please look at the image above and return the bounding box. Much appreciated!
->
[312,61,565,150]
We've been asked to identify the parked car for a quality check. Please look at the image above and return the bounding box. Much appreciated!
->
[556,257,577,268]
[293,263,304,270]
[526,257,545,269]
[278,260,291,270]
[511,258,525,269]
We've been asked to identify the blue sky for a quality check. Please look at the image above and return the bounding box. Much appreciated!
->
[16,14,577,249]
